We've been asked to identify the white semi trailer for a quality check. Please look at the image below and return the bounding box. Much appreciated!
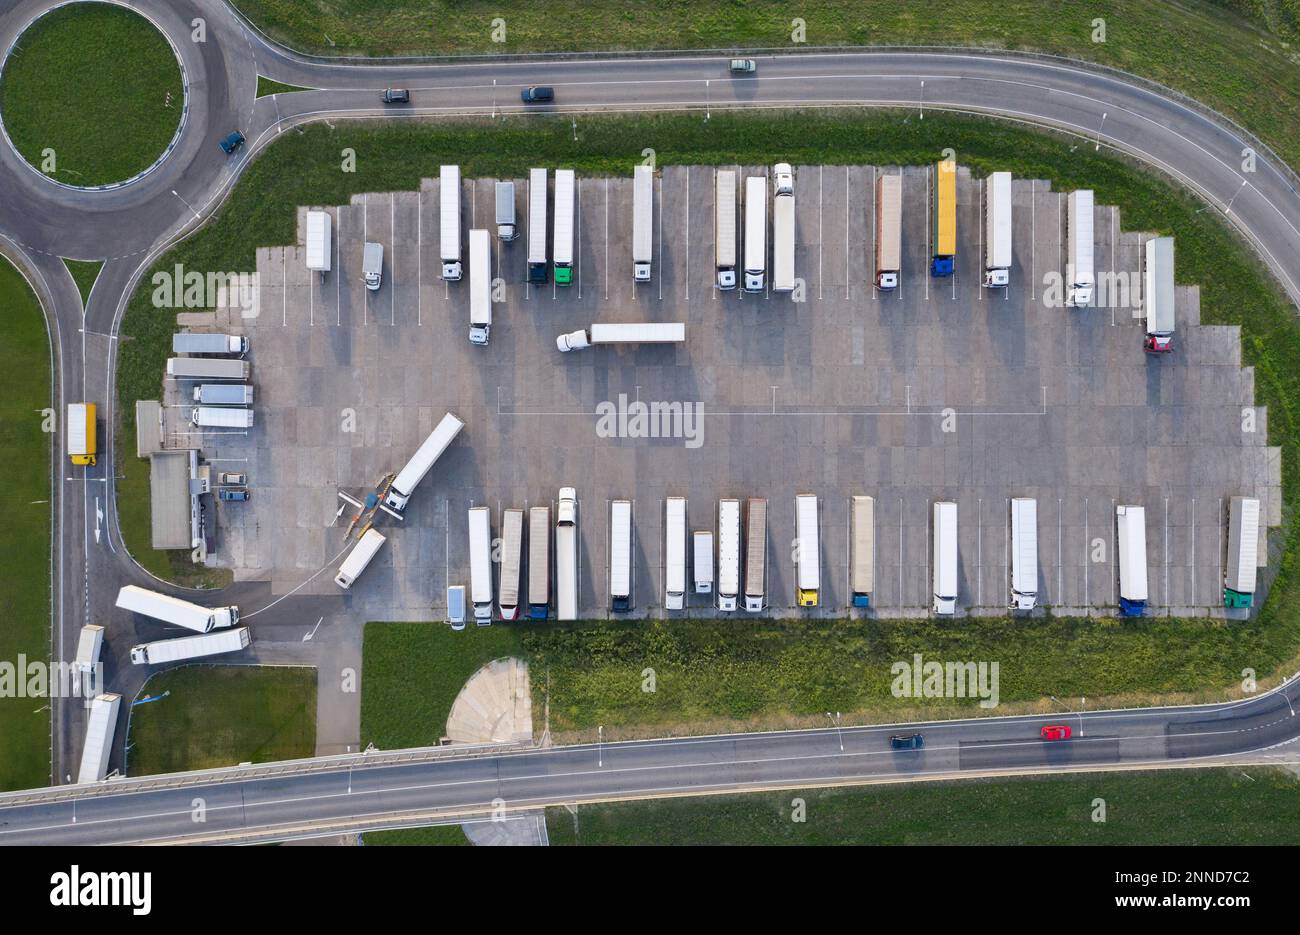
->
[115,585,237,633]
[440,165,462,280]
[664,496,687,610]
[468,228,492,345]
[334,528,387,589]
[167,358,249,380]
[1117,505,1149,616]
[1066,190,1095,306]
[383,412,465,512]
[556,487,578,621]
[932,501,958,616]
[172,333,248,355]
[693,530,713,594]
[499,508,524,621]
[632,165,653,282]
[716,498,740,611]
[1143,236,1175,353]
[77,693,121,785]
[743,176,767,292]
[305,210,331,278]
[875,174,902,290]
[190,406,253,429]
[193,384,254,405]
[983,171,1012,287]
[495,181,517,241]
[130,627,251,665]
[795,494,820,607]
[553,169,575,286]
[527,168,548,284]
[468,506,493,623]
[609,500,633,612]
[715,170,737,290]
[1010,497,1038,611]
[1224,496,1261,609]
[556,322,685,352]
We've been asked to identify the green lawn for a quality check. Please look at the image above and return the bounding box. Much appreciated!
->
[62,259,102,310]
[363,824,470,845]
[0,255,52,791]
[126,666,316,774]
[255,75,312,98]
[546,767,1300,844]
[231,0,1300,170]
[0,2,183,186]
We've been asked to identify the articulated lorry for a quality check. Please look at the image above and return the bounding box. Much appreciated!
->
[1143,236,1175,353]
[875,174,901,290]
[1224,496,1261,609]
[932,501,958,615]
[77,693,121,784]
[190,406,253,429]
[553,169,575,286]
[716,498,740,611]
[795,493,820,607]
[715,170,737,290]
[772,167,795,293]
[305,210,331,278]
[130,627,251,665]
[495,181,517,241]
[172,333,248,355]
[527,168,548,284]
[664,496,686,610]
[440,165,463,280]
[1010,497,1038,611]
[743,176,768,292]
[609,499,633,612]
[193,384,253,406]
[556,487,578,621]
[633,165,653,282]
[693,530,713,594]
[469,506,493,623]
[528,506,551,619]
[556,322,685,352]
[468,228,492,345]
[334,528,387,589]
[1066,190,1095,306]
[167,358,250,381]
[68,403,96,466]
[383,412,465,512]
[983,171,1012,287]
[75,624,103,699]
[1116,505,1149,616]
[744,497,767,612]
[851,495,874,608]
[363,242,384,291]
[116,584,237,633]
[499,508,524,621]
[931,161,956,277]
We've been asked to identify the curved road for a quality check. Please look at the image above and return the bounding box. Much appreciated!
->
[0,0,1296,816]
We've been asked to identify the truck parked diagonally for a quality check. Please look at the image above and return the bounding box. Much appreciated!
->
[383,412,465,513]
[115,585,237,633]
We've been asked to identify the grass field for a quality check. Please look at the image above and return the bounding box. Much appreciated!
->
[232,1,1300,170]
[546,767,1300,844]
[0,256,51,791]
[126,666,316,775]
[363,824,470,845]
[62,259,102,310]
[0,2,183,186]
[255,76,312,99]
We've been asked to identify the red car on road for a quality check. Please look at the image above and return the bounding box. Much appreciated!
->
[1041,724,1072,741]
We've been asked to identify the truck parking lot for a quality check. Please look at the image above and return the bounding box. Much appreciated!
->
[190,163,1279,620]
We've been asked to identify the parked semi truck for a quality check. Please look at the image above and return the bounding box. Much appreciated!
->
[528,506,551,619]
[115,585,237,633]
[172,333,248,355]
[693,530,713,594]
[851,495,874,608]
[932,501,958,615]
[167,358,249,380]
[305,209,331,278]
[363,242,384,291]
[495,181,517,241]
[982,171,1012,287]
[743,176,768,292]
[556,322,685,352]
[609,499,633,612]
[1143,236,1175,353]
[715,170,737,290]
[440,165,463,280]
[744,497,767,612]
[130,627,251,665]
[499,508,524,620]
[1066,190,1095,306]
[664,496,686,610]
[553,169,575,286]
[68,403,96,466]
[875,174,902,290]
[717,499,740,611]
[795,493,820,607]
[1010,497,1038,610]
[931,161,956,277]
[193,384,253,405]
[772,168,795,293]
[383,412,465,512]
[527,168,548,284]
[556,487,578,621]
[77,693,120,785]
[191,406,253,428]
[633,165,653,282]
[1224,496,1261,609]
[1116,504,1148,616]
[334,528,387,589]
[469,506,493,623]
[468,228,492,345]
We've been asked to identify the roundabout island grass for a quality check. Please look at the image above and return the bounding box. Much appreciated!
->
[0,2,183,187]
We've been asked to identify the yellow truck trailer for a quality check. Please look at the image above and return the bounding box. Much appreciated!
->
[68,403,96,466]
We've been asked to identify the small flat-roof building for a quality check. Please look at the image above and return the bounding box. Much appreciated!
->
[149,449,201,550]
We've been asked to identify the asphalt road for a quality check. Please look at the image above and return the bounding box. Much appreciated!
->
[0,0,1296,812]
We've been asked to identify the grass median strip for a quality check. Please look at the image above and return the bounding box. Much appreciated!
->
[0,2,183,186]
[0,255,51,791]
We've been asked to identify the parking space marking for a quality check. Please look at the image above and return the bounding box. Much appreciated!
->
[977,178,983,302]
[684,169,690,302]
[391,195,396,326]
[977,497,983,606]
[335,209,342,326]
[418,191,423,326]
[818,165,824,301]
[847,165,853,301]
[1084,497,1089,606]
[657,176,663,301]
[1164,497,1170,608]
[1057,496,1063,602]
